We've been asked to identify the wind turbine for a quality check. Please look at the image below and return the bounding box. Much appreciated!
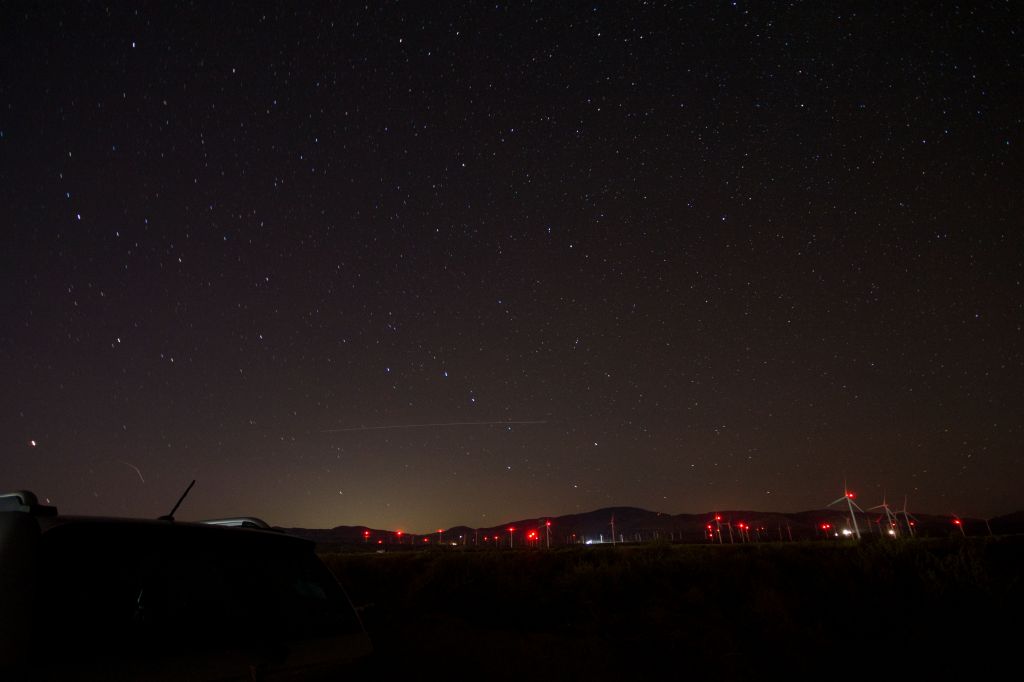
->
[712,514,724,544]
[828,483,864,539]
[899,496,917,537]
[868,492,900,537]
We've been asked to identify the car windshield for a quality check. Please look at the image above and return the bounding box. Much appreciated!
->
[35,522,362,658]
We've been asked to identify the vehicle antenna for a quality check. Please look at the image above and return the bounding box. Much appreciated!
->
[159,480,196,521]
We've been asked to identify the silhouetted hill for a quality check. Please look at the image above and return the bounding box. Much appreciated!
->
[989,511,1024,534]
[281,506,1020,547]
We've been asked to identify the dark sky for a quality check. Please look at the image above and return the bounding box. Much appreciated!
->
[2,2,1021,530]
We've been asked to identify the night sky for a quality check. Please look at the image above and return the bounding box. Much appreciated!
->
[2,2,1021,531]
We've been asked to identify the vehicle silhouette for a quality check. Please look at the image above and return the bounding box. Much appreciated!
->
[0,491,371,680]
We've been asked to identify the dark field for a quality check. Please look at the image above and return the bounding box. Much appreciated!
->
[324,538,1023,680]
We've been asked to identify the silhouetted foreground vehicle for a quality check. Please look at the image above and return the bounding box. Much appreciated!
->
[0,491,371,680]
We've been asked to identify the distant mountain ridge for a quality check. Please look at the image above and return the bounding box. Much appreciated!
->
[280,506,1024,546]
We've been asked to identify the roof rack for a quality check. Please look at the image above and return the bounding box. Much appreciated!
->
[199,517,273,530]
[0,490,58,516]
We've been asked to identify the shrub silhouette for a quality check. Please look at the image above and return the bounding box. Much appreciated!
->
[323,538,1022,679]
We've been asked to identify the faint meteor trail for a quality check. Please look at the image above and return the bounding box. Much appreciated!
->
[121,461,146,483]
[321,420,548,433]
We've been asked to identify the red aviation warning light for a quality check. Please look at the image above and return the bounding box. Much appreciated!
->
[846,491,856,499]
[546,520,552,527]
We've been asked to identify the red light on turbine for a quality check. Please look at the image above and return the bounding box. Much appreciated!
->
[846,492,855,499]
[377,539,383,545]
[363,530,370,537]
[396,530,403,537]
[546,520,551,527]
[423,537,429,543]
[714,515,721,521]
[953,519,961,525]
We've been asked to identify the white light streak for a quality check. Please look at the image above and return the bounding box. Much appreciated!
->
[321,420,548,433]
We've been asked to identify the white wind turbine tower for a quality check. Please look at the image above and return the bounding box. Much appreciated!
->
[828,482,864,539]
[952,513,967,537]
[868,492,900,537]
[900,496,918,537]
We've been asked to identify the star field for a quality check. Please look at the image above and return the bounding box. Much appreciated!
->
[2,2,1021,530]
